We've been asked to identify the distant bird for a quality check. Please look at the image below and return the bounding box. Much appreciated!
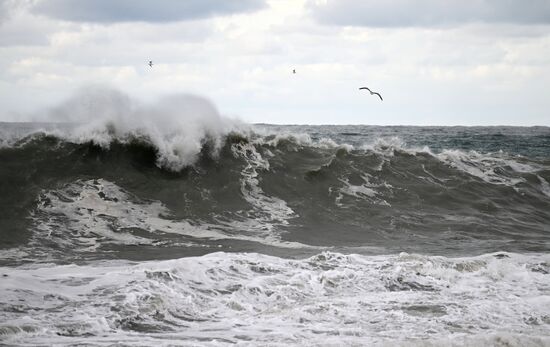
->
[359,87,383,101]
[148,60,153,68]
[292,69,296,74]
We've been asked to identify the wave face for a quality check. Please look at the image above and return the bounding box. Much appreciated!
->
[1,93,550,345]
[1,122,549,262]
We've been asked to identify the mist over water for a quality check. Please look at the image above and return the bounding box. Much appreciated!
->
[1,88,550,346]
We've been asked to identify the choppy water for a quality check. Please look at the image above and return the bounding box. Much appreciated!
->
[1,99,549,345]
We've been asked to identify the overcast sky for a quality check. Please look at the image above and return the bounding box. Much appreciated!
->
[1,0,549,125]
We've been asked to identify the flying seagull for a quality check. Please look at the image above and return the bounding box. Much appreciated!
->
[293,69,296,74]
[359,87,383,101]
[148,60,153,68]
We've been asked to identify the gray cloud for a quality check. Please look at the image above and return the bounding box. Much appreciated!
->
[0,1,8,24]
[0,0,21,25]
[309,0,550,27]
[32,0,266,23]
[0,19,51,46]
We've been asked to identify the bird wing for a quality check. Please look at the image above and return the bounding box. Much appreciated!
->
[359,87,371,91]
[373,92,383,101]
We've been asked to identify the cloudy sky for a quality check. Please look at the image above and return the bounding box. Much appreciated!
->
[1,0,549,125]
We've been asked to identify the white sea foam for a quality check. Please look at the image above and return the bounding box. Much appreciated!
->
[1,251,549,346]
[31,179,218,249]
[41,86,249,171]
[251,127,355,153]
[538,175,550,198]
[333,173,392,207]
[360,136,412,156]
[29,178,309,253]
[228,142,298,235]
[435,149,528,186]
[358,136,548,190]
[248,131,549,200]
[258,132,314,148]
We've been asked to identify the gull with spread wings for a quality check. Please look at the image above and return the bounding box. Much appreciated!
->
[359,87,383,101]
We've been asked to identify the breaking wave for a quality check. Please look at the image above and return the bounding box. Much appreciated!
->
[1,89,550,346]
[1,118,549,262]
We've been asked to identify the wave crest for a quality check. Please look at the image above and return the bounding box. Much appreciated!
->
[39,87,250,171]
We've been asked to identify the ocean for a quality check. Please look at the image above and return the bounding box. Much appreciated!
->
[1,98,550,345]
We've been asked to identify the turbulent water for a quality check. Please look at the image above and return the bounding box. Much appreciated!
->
[1,94,550,346]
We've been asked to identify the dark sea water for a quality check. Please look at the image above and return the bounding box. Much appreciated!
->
[1,117,550,346]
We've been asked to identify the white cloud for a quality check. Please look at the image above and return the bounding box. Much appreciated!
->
[0,0,549,125]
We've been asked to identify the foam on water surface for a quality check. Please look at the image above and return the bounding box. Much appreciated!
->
[25,178,310,258]
[0,251,549,346]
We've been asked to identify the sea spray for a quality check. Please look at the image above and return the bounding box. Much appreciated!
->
[41,86,250,170]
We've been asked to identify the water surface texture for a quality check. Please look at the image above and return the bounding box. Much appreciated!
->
[1,121,549,346]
